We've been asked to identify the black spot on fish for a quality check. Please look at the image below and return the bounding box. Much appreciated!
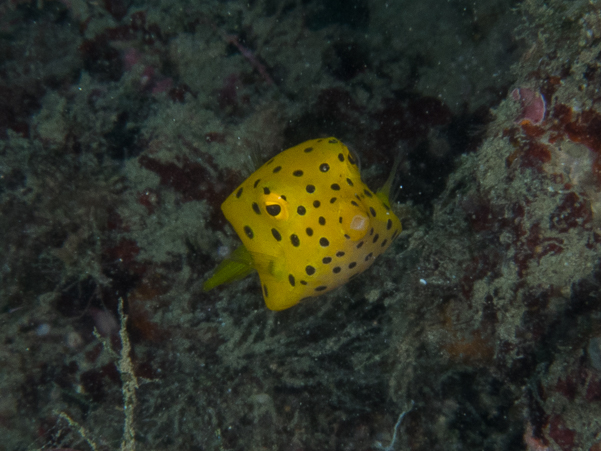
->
[263,284,268,297]
[373,234,379,243]
[300,280,308,285]
[273,166,282,173]
[357,241,364,249]
[306,184,315,194]
[363,189,373,198]
[263,187,270,195]
[346,178,353,186]
[236,187,243,198]
[333,267,341,273]
[331,183,341,191]
[322,257,332,264]
[304,147,314,153]
[306,227,314,236]
[297,205,306,215]
[381,239,388,247]
[320,163,330,172]
[365,252,373,261]
[290,234,300,247]
[351,200,359,207]
[319,216,326,225]
[392,229,400,240]
[289,274,295,286]
[370,207,376,217]
[387,219,392,230]
[330,197,337,203]
[253,179,261,188]
[338,153,344,162]
[328,139,338,143]
[252,202,261,215]
[293,170,303,177]
[348,153,357,165]
[319,237,329,247]
[315,285,328,291]
[313,200,321,208]
[272,228,282,241]
[349,262,357,269]
[336,251,345,257]
[306,265,316,275]
[244,226,254,239]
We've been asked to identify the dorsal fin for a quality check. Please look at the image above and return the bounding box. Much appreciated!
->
[377,148,402,204]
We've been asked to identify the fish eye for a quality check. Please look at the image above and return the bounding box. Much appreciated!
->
[263,192,289,220]
[266,204,281,216]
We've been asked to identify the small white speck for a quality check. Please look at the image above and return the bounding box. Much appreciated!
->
[419,279,427,285]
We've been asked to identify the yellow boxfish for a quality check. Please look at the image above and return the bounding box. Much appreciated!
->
[203,137,402,310]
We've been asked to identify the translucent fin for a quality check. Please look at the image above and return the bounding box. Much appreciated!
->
[376,148,402,204]
[203,244,255,291]
[239,144,263,178]
[248,144,263,173]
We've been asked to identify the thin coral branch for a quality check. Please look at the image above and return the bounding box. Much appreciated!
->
[373,401,414,451]
[54,411,99,451]
[118,297,138,451]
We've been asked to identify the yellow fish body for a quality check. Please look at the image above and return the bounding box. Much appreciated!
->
[204,137,402,311]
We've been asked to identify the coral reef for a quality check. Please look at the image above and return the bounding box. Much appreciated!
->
[0,0,600,450]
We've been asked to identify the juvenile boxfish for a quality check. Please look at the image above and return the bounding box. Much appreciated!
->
[204,137,402,310]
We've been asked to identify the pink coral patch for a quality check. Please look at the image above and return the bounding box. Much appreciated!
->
[512,87,547,125]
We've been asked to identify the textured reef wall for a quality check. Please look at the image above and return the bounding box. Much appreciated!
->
[0,0,600,450]
[388,1,601,448]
